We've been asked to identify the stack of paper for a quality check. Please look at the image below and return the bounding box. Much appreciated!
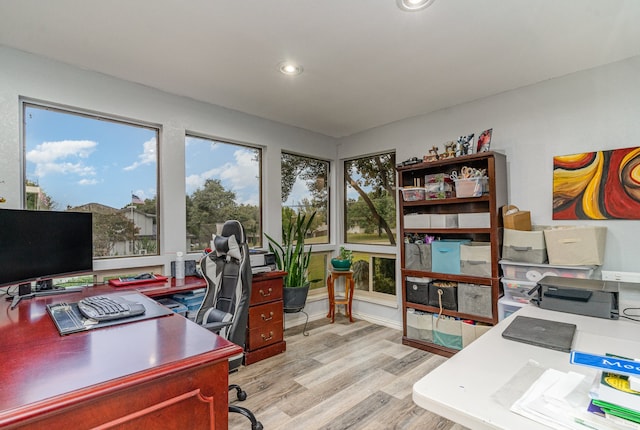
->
[511,368,638,430]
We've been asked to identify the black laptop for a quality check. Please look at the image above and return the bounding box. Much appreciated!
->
[501,315,576,352]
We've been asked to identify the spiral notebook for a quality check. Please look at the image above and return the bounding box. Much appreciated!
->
[501,315,576,352]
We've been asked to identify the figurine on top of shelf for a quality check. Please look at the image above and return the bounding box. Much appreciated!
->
[423,145,440,162]
[441,141,457,159]
[456,134,474,157]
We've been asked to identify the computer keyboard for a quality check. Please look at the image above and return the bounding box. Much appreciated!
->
[77,295,146,322]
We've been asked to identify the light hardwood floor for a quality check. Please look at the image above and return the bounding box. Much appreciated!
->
[228,315,468,430]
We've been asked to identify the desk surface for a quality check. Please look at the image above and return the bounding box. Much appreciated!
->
[0,281,241,428]
[413,305,640,430]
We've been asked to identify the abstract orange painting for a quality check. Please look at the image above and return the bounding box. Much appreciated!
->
[553,146,640,220]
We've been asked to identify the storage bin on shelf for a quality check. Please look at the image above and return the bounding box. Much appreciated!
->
[458,212,491,228]
[405,243,432,271]
[406,308,433,342]
[430,214,458,228]
[432,239,470,274]
[405,276,431,305]
[432,314,462,350]
[543,226,607,266]
[400,187,426,202]
[428,280,458,311]
[454,177,488,198]
[461,320,492,348]
[403,213,431,229]
[501,278,536,304]
[457,283,492,318]
[460,241,491,277]
[424,174,455,199]
[498,260,600,282]
[502,227,548,264]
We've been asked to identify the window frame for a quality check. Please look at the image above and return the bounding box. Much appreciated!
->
[184,132,264,250]
[21,99,162,260]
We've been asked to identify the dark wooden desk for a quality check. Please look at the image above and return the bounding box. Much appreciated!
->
[0,280,242,429]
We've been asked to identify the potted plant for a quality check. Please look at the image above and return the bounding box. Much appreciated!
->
[265,211,320,312]
[331,246,353,270]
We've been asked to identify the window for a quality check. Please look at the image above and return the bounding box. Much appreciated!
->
[280,153,330,291]
[23,103,159,258]
[352,252,396,296]
[281,152,329,244]
[344,152,397,245]
[185,135,262,250]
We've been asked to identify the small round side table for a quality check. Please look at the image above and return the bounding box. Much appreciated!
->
[326,269,355,323]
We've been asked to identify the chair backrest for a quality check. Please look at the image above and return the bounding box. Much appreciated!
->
[195,220,252,349]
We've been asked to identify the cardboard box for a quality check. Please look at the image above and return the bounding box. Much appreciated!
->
[502,205,531,231]
[544,226,607,266]
[502,227,547,264]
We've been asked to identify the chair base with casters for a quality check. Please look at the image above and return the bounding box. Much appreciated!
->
[195,220,263,429]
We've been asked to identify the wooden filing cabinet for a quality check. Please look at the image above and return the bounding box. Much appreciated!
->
[244,271,287,365]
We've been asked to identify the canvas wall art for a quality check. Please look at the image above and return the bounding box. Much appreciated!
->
[553,146,640,220]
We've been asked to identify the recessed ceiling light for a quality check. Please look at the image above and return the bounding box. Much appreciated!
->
[278,62,303,76]
[397,0,435,12]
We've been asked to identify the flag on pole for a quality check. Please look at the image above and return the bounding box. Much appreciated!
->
[131,194,144,204]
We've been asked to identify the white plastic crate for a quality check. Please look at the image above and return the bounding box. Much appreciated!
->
[498,297,527,321]
[501,278,536,303]
[499,260,599,282]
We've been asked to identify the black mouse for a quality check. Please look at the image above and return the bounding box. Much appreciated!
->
[135,273,154,280]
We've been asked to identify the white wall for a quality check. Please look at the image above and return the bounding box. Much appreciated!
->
[339,55,640,323]
[0,46,338,276]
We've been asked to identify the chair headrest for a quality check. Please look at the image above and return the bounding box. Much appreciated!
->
[211,220,245,260]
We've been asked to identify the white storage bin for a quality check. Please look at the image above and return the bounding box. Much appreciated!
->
[460,242,491,277]
[406,308,433,342]
[499,260,600,282]
[404,213,431,229]
[430,214,458,228]
[461,321,492,348]
[498,297,527,321]
[501,278,536,303]
[544,226,607,266]
[502,227,548,264]
[458,212,491,228]
[454,177,488,198]
[400,187,426,201]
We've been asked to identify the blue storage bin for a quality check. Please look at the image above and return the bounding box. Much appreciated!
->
[431,239,470,274]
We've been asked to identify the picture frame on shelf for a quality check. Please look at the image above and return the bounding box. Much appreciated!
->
[476,129,492,153]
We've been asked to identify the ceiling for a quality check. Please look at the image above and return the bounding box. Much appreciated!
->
[1,0,640,138]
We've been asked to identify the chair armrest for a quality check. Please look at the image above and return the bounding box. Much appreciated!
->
[202,320,233,333]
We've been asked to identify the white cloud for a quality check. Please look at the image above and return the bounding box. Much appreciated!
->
[78,178,98,185]
[123,138,157,171]
[25,140,97,177]
[185,149,259,200]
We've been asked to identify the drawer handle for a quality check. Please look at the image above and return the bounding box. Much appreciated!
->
[261,311,274,321]
[261,331,274,342]
[259,288,273,297]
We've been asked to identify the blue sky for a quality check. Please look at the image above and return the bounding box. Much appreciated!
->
[24,105,307,210]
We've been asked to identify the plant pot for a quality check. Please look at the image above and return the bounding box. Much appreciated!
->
[283,284,310,313]
[331,258,352,271]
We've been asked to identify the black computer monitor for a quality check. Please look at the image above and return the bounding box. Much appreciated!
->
[0,208,93,288]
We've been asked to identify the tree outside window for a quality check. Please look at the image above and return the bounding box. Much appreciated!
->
[23,103,159,258]
[185,136,261,250]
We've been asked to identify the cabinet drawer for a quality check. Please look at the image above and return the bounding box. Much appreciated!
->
[247,320,284,349]
[248,301,283,328]
[250,278,283,304]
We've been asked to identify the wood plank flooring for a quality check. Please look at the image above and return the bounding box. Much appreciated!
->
[228,315,469,430]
